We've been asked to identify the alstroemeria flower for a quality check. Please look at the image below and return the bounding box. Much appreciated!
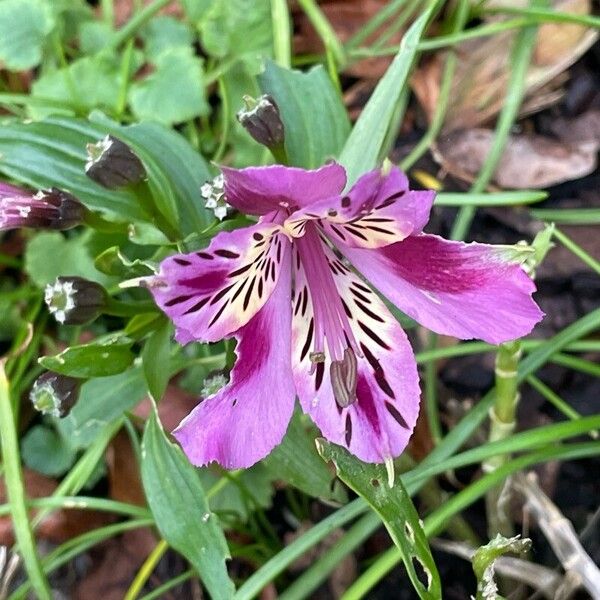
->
[0,183,84,231]
[149,163,543,469]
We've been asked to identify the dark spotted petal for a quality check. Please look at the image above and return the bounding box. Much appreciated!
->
[174,247,296,468]
[285,166,434,248]
[149,216,289,343]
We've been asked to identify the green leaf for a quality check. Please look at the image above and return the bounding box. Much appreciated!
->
[338,7,434,185]
[56,367,147,450]
[0,117,145,222]
[259,62,350,168]
[39,340,134,378]
[142,319,173,402]
[0,115,212,233]
[198,465,275,522]
[263,409,346,503]
[316,441,441,600]
[141,412,235,598]
[179,0,213,23]
[25,231,114,288]
[89,112,212,234]
[140,15,195,61]
[0,0,55,71]
[21,425,78,477]
[78,21,114,54]
[31,54,122,118]
[472,534,532,600]
[94,246,155,278]
[199,0,272,62]
[129,48,209,126]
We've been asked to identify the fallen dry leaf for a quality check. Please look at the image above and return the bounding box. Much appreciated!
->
[412,0,598,132]
[435,128,597,189]
[106,430,146,507]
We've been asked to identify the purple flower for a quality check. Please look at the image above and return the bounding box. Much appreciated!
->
[0,183,84,231]
[149,163,543,469]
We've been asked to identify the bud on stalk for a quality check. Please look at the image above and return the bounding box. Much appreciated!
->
[85,135,146,189]
[237,95,286,160]
[30,372,81,418]
[44,276,107,325]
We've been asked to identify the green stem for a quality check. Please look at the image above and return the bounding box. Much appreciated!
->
[271,0,292,68]
[0,363,52,599]
[105,0,172,52]
[484,340,522,538]
[123,539,169,600]
[104,298,157,318]
[296,0,346,68]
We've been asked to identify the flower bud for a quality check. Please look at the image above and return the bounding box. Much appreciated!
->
[30,372,81,418]
[0,187,85,231]
[85,135,146,189]
[237,95,285,150]
[44,276,107,325]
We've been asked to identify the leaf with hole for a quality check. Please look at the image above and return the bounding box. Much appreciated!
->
[317,440,441,599]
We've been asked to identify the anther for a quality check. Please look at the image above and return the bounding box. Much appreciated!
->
[331,348,358,409]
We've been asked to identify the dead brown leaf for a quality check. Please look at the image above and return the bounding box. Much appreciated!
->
[412,0,598,132]
[435,127,597,189]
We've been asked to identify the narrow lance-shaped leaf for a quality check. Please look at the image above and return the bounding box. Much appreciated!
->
[316,440,441,600]
[142,318,173,402]
[141,412,235,599]
[39,340,134,378]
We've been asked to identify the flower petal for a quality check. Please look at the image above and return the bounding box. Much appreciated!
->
[173,245,295,469]
[285,166,434,248]
[0,182,26,199]
[150,218,289,343]
[292,242,420,463]
[221,162,346,216]
[342,233,544,345]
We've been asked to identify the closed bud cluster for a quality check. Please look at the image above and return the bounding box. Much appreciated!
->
[237,95,285,150]
[85,135,146,189]
[44,276,107,325]
[30,372,81,418]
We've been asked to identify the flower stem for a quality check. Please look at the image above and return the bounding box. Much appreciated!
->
[484,340,522,538]
[0,362,52,599]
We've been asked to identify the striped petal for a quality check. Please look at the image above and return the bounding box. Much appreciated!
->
[292,239,420,463]
[342,233,544,345]
[150,216,289,343]
[285,166,434,249]
[174,245,295,468]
